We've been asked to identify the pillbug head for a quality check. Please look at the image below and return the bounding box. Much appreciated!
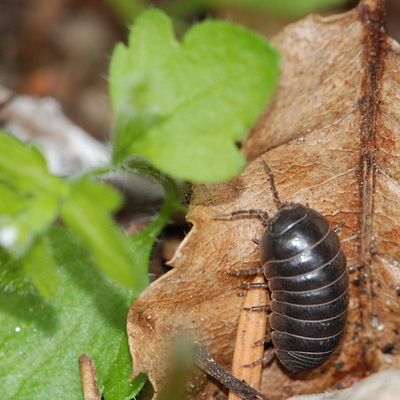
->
[266,204,308,236]
[260,205,332,263]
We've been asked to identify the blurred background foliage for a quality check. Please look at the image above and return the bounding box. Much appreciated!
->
[1,0,399,150]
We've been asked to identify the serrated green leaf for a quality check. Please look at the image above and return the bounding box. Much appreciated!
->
[109,9,280,183]
[0,226,137,399]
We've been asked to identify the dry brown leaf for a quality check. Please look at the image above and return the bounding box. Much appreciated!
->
[127,0,400,398]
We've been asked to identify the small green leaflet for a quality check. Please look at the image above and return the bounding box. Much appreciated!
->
[0,133,69,259]
[109,9,280,183]
[0,131,150,296]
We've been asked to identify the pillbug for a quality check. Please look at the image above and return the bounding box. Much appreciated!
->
[215,161,357,372]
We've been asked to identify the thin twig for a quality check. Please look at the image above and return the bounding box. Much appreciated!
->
[194,344,270,400]
[79,354,101,400]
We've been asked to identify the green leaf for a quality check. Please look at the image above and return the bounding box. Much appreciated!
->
[103,337,147,400]
[21,235,59,298]
[0,131,48,192]
[0,132,69,259]
[68,158,184,298]
[109,9,280,183]
[0,226,141,400]
[0,190,62,258]
[0,247,33,293]
[124,159,182,279]
[60,178,148,293]
[0,132,69,296]
[0,131,149,296]
[0,185,23,215]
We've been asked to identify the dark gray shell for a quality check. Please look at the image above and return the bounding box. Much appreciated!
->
[260,204,348,371]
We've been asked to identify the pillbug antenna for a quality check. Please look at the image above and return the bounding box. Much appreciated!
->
[261,160,284,210]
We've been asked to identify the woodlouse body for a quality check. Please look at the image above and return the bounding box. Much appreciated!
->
[217,161,350,372]
[261,203,349,371]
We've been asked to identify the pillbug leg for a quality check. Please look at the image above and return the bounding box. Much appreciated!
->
[257,214,269,227]
[252,238,261,245]
[243,348,276,368]
[253,334,271,345]
[340,234,359,244]
[348,260,367,272]
[228,268,263,276]
[333,220,345,233]
[243,304,271,312]
[239,282,268,289]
